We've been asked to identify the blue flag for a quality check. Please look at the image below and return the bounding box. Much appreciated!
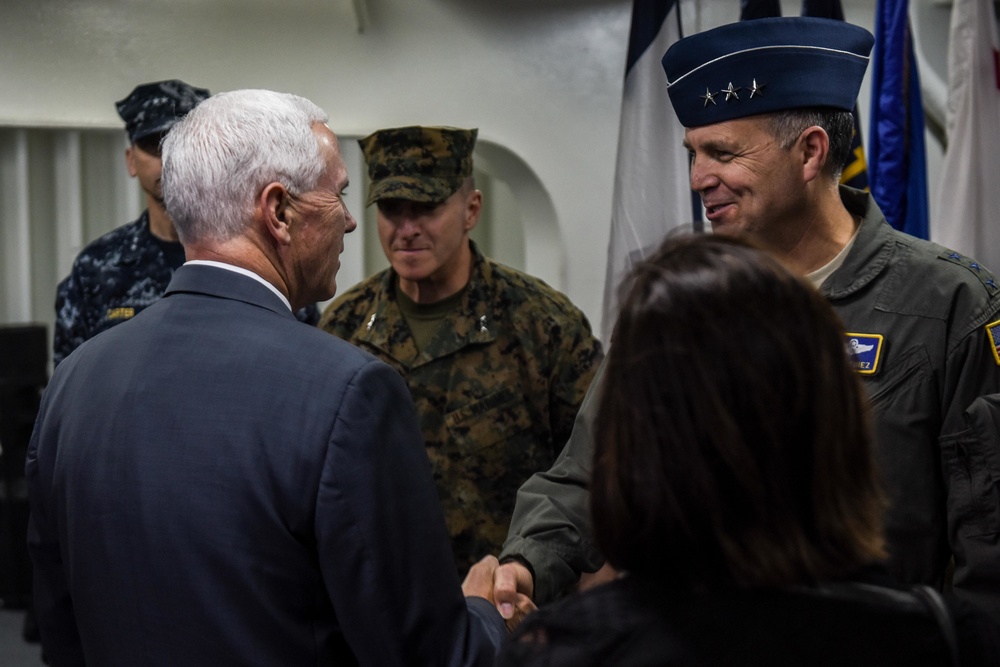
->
[741,0,870,192]
[868,0,929,237]
[602,0,692,342]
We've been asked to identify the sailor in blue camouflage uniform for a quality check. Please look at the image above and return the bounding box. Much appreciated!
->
[495,17,1000,624]
[54,80,319,365]
[320,126,603,574]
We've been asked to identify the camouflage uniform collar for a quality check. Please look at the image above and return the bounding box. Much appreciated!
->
[820,187,895,300]
[116,210,156,267]
[363,240,497,368]
[461,239,499,344]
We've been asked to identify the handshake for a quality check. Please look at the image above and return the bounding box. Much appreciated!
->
[460,556,537,631]
[460,556,617,631]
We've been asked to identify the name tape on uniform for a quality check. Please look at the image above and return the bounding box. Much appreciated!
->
[846,333,883,375]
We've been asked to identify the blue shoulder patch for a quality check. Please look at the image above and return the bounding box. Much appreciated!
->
[986,320,1000,367]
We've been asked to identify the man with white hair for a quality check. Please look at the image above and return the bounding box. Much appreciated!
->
[27,89,507,666]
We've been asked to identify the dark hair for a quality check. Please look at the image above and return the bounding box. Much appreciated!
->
[766,108,856,179]
[591,234,885,591]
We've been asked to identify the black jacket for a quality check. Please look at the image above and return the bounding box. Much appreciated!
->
[499,570,1000,666]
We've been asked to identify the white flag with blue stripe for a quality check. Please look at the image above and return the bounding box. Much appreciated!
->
[601,0,692,343]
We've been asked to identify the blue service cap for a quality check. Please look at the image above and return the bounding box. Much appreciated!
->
[115,79,211,143]
[661,17,874,128]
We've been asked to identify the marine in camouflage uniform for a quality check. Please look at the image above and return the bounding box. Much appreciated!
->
[320,126,602,573]
[53,81,317,365]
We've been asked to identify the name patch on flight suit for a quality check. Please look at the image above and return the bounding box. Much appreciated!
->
[846,333,883,375]
[986,320,1000,366]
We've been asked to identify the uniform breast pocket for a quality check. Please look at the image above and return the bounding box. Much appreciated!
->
[443,388,552,503]
[862,344,940,529]
[444,388,535,454]
[864,344,932,410]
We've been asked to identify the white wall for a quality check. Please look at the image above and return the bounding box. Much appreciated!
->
[0,0,969,341]
[1,0,638,338]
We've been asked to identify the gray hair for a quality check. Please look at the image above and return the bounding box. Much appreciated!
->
[161,89,329,244]
[765,108,855,180]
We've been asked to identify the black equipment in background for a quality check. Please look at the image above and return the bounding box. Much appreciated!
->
[0,324,48,609]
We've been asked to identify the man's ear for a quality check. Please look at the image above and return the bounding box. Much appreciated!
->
[799,126,830,184]
[260,182,293,245]
[464,189,483,232]
[125,146,138,178]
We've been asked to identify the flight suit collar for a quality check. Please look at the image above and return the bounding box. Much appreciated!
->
[820,186,896,301]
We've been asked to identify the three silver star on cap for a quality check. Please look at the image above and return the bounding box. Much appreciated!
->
[700,79,766,106]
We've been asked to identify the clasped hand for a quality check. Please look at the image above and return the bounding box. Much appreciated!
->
[461,556,537,632]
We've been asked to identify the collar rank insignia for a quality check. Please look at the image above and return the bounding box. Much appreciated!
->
[845,333,883,375]
[986,320,1000,366]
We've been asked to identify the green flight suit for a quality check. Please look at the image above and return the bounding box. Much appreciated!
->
[502,188,1000,621]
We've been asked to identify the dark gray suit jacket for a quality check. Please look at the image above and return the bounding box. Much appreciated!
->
[27,263,505,666]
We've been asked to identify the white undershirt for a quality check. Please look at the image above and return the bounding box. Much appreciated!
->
[185,259,292,312]
[806,226,861,289]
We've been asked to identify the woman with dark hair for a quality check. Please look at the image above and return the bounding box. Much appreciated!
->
[497,235,1000,666]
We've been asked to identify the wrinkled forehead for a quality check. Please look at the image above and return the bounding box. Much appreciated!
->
[683,115,773,149]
